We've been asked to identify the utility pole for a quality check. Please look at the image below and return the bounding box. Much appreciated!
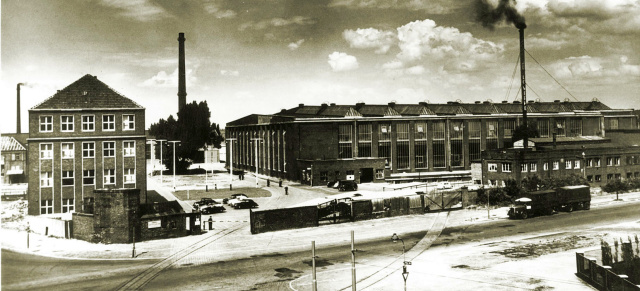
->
[351,230,357,291]
[227,138,237,190]
[312,241,318,291]
[169,141,180,190]
[157,139,166,185]
[251,138,263,188]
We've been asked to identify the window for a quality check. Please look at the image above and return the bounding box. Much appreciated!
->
[320,171,328,182]
[486,121,498,150]
[124,168,135,184]
[357,124,372,158]
[378,123,391,168]
[433,121,446,168]
[607,174,613,180]
[83,197,94,214]
[468,121,481,161]
[338,124,353,159]
[537,119,550,138]
[594,158,601,167]
[521,163,528,172]
[123,114,135,130]
[609,118,619,130]
[565,160,572,169]
[450,121,464,168]
[530,163,537,172]
[553,161,559,170]
[574,160,580,169]
[375,169,384,179]
[397,123,410,169]
[82,115,95,131]
[40,116,53,132]
[83,170,95,185]
[556,119,566,136]
[614,157,621,166]
[40,143,53,159]
[40,200,53,215]
[123,141,135,156]
[488,163,498,172]
[502,163,512,173]
[12,153,21,161]
[415,121,428,168]
[567,118,582,137]
[62,171,74,186]
[543,162,549,171]
[103,142,115,157]
[104,169,115,185]
[82,142,95,158]
[61,116,74,132]
[587,175,593,182]
[587,158,593,168]
[61,143,74,159]
[62,198,74,213]
[40,172,52,187]
[595,175,601,182]
[607,157,613,166]
[615,173,621,180]
[103,114,115,131]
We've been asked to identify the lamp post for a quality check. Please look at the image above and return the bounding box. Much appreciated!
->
[251,138,263,188]
[147,139,156,176]
[132,209,136,258]
[169,140,180,190]
[157,139,166,185]
[391,233,410,291]
[227,138,237,189]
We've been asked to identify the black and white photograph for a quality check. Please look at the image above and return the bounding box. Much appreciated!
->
[1,0,640,290]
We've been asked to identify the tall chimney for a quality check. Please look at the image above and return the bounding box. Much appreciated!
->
[178,32,187,111]
[16,83,22,134]
[518,24,528,150]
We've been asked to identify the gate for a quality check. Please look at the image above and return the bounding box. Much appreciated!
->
[317,198,352,224]
[424,189,463,212]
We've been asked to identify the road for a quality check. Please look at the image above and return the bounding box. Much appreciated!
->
[2,202,639,290]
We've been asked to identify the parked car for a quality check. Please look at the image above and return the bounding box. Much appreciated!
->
[224,193,248,204]
[233,199,259,209]
[193,198,219,208]
[338,180,358,191]
[436,182,452,190]
[200,203,226,214]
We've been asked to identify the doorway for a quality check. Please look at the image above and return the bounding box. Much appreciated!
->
[360,168,374,183]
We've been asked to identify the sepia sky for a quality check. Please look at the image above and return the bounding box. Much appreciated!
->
[2,0,639,132]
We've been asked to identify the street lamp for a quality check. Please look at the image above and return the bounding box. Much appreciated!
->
[251,138,263,188]
[169,140,180,190]
[391,233,410,291]
[226,138,237,189]
[147,139,156,176]
[157,139,166,185]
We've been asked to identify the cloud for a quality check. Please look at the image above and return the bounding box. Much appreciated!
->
[329,0,456,14]
[98,0,169,22]
[202,0,237,19]
[328,52,359,72]
[551,55,640,80]
[394,19,504,73]
[220,70,240,77]
[343,28,396,54]
[140,68,196,87]
[239,16,316,31]
[288,39,305,50]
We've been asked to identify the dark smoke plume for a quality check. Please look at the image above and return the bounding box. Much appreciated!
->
[475,0,526,30]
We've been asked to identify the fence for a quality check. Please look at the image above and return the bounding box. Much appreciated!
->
[1,189,27,201]
[25,215,72,239]
[250,189,477,234]
[576,252,640,290]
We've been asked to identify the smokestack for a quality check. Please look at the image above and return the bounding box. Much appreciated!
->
[178,33,187,111]
[17,83,22,134]
[519,25,528,150]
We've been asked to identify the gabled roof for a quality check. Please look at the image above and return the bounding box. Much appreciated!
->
[393,104,435,116]
[318,105,362,117]
[459,103,504,115]
[1,136,26,151]
[31,74,144,110]
[425,104,471,115]
[357,105,400,117]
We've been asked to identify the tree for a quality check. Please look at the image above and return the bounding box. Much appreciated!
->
[149,101,224,174]
[512,123,540,145]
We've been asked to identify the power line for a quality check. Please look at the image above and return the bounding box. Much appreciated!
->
[505,54,521,102]
[525,49,580,102]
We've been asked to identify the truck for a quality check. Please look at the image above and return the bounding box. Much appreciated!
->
[508,185,591,219]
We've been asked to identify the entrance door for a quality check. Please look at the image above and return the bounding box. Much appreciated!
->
[360,168,374,183]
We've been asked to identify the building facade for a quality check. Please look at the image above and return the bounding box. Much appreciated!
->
[226,100,638,186]
[1,135,28,184]
[482,131,640,187]
[27,75,147,215]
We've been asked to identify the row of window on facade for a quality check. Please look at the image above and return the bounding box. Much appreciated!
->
[39,141,136,159]
[39,168,136,187]
[2,153,23,161]
[40,198,75,215]
[228,130,286,172]
[488,155,640,173]
[39,114,136,133]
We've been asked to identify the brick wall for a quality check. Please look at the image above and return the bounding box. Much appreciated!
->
[72,212,96,242]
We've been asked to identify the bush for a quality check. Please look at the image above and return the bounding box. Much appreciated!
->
[476,187,513,206]
[602,179,629,194]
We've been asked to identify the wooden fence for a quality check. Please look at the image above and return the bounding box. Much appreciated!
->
[576,252,640,290]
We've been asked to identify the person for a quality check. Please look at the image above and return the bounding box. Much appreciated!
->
[208,216,213,230]
[285,186,289,195]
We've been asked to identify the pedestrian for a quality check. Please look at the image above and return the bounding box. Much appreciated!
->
[208,216,213,230]
[267,179,270,187]
[285,186,289,195]
[279,179,283,187]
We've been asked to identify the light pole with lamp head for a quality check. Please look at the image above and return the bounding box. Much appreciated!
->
[157,139,166,185]
[169,140,180,190]
[226,138,237,190]
[391,233,410,291]
[251,138,263,188]
[147,139,156,176]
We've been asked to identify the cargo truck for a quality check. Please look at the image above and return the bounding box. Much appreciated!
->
[508,185,591,219]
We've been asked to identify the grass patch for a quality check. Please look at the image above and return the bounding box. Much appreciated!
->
[173,187,272,201]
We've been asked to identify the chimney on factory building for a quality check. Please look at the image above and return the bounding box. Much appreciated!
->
[16,83,22,133]
[178,33,187,111]
[518,24,529,150]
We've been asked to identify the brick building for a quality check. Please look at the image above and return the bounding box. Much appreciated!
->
[482,130,640,187]
[27,75,147,215]
[226,100,637,186]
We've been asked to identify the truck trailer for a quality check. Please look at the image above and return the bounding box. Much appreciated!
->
[508,185,591,219]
